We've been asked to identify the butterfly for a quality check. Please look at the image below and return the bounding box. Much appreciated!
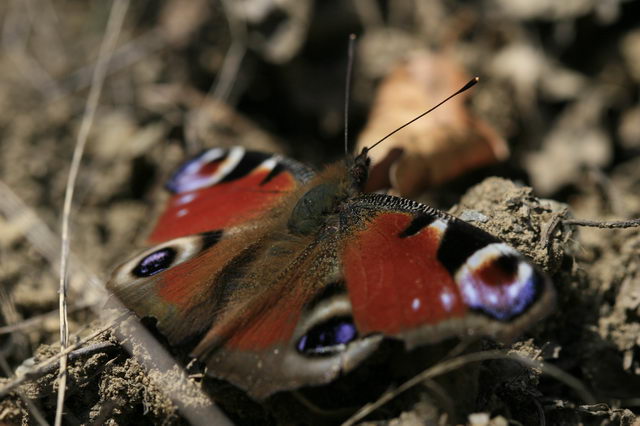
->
[106,143,555,401]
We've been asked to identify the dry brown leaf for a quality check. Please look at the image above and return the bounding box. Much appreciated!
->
[356,51,509,197]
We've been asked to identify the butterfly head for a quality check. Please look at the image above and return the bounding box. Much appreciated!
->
[349,147,371,192]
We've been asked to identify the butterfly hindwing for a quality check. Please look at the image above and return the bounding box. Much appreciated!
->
[340,194,554,347]
[191,240,383,400]
[108,226,258,345]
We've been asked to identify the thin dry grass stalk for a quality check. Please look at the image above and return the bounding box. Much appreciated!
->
[56,1,130,424]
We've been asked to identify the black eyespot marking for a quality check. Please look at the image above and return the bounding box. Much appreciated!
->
[437,221,499,273]
[398,213,436,238]
[201,230,223,250]
[220,151,271,183]
[260,163,285,185]
[494,255,519,278]
[296,316,358,356]
[132,247,176,277]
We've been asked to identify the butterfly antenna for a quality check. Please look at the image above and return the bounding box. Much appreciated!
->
[344,34,357,156]
[367,76,479,152]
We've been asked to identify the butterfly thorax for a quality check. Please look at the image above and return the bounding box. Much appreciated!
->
[287,150,370,236]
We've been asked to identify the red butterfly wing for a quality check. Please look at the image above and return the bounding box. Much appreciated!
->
[108,228,261,345]
[190,237,383,400]
[148,147,313,243]
[340,194,554,347]
[108,147,313,344]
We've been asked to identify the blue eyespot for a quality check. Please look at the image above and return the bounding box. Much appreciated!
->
[132,248,176,277]
[296,317,358,356]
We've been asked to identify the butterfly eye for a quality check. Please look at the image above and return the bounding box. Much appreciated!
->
[132,248,177,277]
[296,316,358,356]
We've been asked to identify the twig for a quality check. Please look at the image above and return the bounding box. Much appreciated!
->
[342,350,594,426]
[542,208,568,249]
[56,1,129,425]
[543,210,640,250]
[563,218,640,229]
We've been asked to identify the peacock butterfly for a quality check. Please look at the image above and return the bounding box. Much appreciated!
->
[106,132,555,400]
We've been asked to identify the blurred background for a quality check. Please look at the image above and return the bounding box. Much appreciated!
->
[0,0,639,424]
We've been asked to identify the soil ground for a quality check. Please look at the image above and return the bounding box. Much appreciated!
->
[0,1,639,425]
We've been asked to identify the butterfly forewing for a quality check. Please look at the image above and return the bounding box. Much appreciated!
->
[108,147,314,344]
[148,147,314,243]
